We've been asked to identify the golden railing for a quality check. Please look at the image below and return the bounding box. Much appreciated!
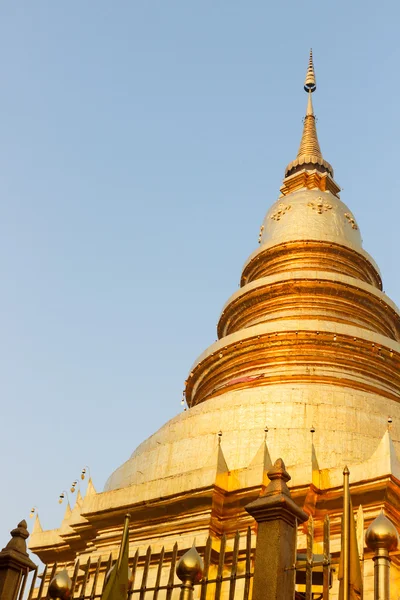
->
[24,529,254,600]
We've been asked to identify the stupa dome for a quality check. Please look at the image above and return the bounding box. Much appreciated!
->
[259,189,362,250]
[29,55,400,600]
[104,53,400,494]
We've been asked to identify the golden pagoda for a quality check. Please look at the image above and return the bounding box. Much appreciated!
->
[29,52,400,599]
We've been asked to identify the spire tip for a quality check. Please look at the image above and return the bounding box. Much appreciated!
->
[304,49,316,93]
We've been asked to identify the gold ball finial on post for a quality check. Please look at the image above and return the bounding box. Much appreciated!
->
[365,511,399,600]
[48,569,72,600]
[176,545,204,600]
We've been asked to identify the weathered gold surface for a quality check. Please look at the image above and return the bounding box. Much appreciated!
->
[259,190,361,248]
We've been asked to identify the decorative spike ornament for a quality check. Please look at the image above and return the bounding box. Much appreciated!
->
[304,49,316,92]
[32,513,43,534]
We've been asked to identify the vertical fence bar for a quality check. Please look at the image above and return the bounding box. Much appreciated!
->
[17,568,29,600]
[139,546,152,600]
[129,549,139,598]
[90,557,102,599]
[323,514,330,600]
[153,547,165,600]
[243,527,252,600]
[79,557,91,598]
[27,567,38,600]
[200,536,212,600]
[305,517,313,600]
[45,564,57,599]
[71,560,80,597]
[343,467,350,600]
[165,543,178,600]
[36,564,47,600]
[215,534,226,600]
[101,554,113,593]
[228,531,240,600]
[356,504,364,590]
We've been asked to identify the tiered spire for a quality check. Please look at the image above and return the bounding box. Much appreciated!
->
[284,50,333,178]
[304,48,317,92]
[281,50,339,197]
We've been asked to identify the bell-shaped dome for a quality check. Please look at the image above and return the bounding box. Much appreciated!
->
[259,189,362,250]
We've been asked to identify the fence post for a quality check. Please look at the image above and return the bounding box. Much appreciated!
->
[245,458,308,600]
[365,511,399,600]
[0,520,36,600]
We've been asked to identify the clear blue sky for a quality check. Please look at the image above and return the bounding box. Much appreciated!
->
[1,1,399,541]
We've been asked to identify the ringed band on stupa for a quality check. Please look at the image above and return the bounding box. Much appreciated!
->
[29,51,400,599]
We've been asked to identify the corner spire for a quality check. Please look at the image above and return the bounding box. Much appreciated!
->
[280,50,340,197]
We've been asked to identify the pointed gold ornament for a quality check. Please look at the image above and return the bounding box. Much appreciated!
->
[176,545,204,585]
[365,510,399,553]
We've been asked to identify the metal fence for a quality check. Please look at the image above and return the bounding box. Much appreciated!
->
[25,528,254,600]
[8,460,394,600]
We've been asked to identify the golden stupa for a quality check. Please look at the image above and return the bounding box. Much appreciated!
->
[29,52,400,598]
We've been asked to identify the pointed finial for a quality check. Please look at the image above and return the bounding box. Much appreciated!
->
[304,49,316,92]
[33,513,43,534]
[263,458,292,497]
[365,511,399,552]
[176,545,204,585]
[85,478,97,498]
[62,502,72,522]
[4,521,29,551]
[283,50,335,184]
